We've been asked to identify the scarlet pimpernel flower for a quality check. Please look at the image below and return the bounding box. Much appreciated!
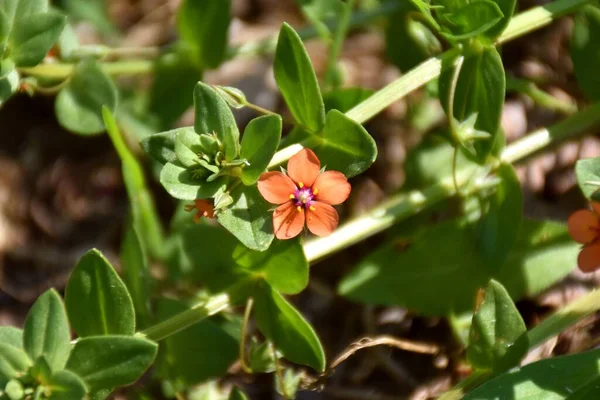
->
[568,201,600,272]
[185,199,215,223]
[257,149,351,239]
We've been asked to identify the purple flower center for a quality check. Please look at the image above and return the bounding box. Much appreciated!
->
[294,187,315,208]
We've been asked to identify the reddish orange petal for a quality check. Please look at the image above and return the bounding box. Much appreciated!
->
[568,210,600,244]
[287,148,320,187]
[273,202,305,240]
[306,201,339,237]
[578,243,600,272]
[258,172,297,205]
[592,202,600,215]
[313,171,351,205]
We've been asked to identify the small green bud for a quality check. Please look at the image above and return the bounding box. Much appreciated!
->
[5,380,24,400]
[214,85,247,109]
[199,133,220,155]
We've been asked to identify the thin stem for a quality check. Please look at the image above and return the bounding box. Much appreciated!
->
[69,45,161,59]
[239,297,255,373]
[324,0,357,90]
[507,77,578,115]
[273,342,290,400]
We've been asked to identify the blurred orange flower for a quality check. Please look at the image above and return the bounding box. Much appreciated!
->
[567,202,600,272]
[257,148,351,240]
[185,199,215,223]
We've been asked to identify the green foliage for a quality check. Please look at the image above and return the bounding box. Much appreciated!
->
[228,387,249,400]
[338,219,578,316]
[0,344,32,383]
[23,289,71,371]
[575,156,600,199]
[240,114,282,185]
[254,283,326,372]
[571,6,600,102]
[120,225,152,328]
[0,327,23,349]
[323,87,373,113]
[467,280,528,372]
[66,336,157,391]
[477,163,523,273]
[274,23,326,132]
[439,46,505,163]
[438,0,504,41]
[56,59,118,135]
[46,370,88,400]
[154,298,238,386]
[177,0,230,69]
[465,348,600,399]
[65,249,136,337]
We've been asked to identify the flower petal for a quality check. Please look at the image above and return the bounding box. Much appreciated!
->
[578,243,600,272]
[258,171,297,204]
[567,209,600,244]
[313,170,351,205]
[287,148,320,187]
[306,201,339,237]
[273,202,305,240]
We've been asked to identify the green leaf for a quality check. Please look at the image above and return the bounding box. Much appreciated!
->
[47,370,88,400]
[160,161,227,201]
[194,82,239,161]
[30,356,51,384]
[477,163,522,273]
[240,115,282,185]
[149,51,201,130]
[575,157,600,199]
[571,6,600,102]
[0,65,19,107]
[0,327,23,349]
[66,335,158,391]
[567,376,600,399]
[0,343,32,382]
[323,87,374,113]
[254,283,326,372]
[439,46,505,163]
[8,10,65,67]
[56,59,118,135]
[120,225,152,328]
[229,387,249,400]
[274,23,326,132]
[23,289,71,371]
[483,0,516,39]
[338,219,578,316]
[467,280,528,372]
[439,0,503,40]
[65,249,135,337]
[140,127,191,165]
[154,298,238,386]
[177,0,230,69]
[181,224,308,294]
[311,109,377,178]
[88,389,112,400]
[464,348,600,399]
[1,0,48,22]
[217,184,274,251]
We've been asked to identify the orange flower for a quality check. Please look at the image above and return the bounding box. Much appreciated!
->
[567,202,600,272]
[185,199,215,223]
[257,149,351,240]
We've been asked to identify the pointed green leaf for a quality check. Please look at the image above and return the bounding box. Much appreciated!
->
[9,10,65,67]
[120,225,152,328]
[47,370,88,400]
[177,0,230,69]
[465,348,600,399]
[0,327,23,349]
[254,283,326,372]
[0,343,32,383]
[30,356,51,384]
[217,184,274,251]
[575,157,600,199]
[477,163,522,273]
[56,59,117,135]
[193,82,239,161]
[571,6,600,102]
[241,115,282,185]
[467,280,528,372]
[66,335,157,391]
[140,128,187,165]
[484,0,516,39]
[23,289,71,371]
[439,0,503,40]
[274,23,325,132]
[65,249,135,337]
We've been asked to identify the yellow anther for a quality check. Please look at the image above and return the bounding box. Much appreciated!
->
[297,206,302,212]
[309,205,316,211]
[298,182,304,188]
[312,188,319,195]
[289,194,295,199]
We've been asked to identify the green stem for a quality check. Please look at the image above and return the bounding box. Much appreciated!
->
[438,370,491,400]
[507,77,578,115]
[324,0,356,90]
